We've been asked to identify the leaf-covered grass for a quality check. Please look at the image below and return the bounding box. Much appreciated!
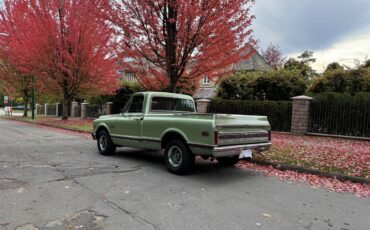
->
[2,116,93,133]
[253,133,370,179]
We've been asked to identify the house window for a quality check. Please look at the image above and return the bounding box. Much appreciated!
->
[202,76,210,85]
[126,72,136,82]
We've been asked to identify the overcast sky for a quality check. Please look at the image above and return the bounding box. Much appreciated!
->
[252,0,370,72]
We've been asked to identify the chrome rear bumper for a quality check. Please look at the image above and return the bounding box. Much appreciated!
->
[212,142,272,158]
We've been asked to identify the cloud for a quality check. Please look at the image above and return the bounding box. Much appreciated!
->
[290,30,370,72]
[252,0,370,54]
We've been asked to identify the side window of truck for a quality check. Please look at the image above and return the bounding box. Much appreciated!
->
[128,95,144,113]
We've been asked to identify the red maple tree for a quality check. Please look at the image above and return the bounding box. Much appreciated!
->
[261,43,286,70]
[100,0,256,93]
[0,0,119,119]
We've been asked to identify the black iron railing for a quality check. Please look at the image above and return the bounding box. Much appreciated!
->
[309,100,370,137]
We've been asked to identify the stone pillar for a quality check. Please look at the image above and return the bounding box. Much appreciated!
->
[55,103,60,117]
[35,104,40,115]
[81,102,88,119]
[291,95,313,135]
[196,99,211,114]
[106,102,113,115]
[71,101,78,118]
[44,103,48,116]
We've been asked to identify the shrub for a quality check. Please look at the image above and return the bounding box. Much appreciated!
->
[88,82,143,113]
[217,69,306,101]
[253,69,306,100]
[309,68,370,94]
[217,71,260,100]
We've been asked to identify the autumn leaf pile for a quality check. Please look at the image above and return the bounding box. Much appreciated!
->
[256,133,370,178]
[238,133,370,198]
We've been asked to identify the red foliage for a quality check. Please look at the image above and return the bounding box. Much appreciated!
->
[264,133,370,178]
[0,0,119,117]
[100,0,256,92]
[239,133,370,198]
[261,43,286,70]
[238,162,370,198]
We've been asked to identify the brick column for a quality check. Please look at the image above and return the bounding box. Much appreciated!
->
[196,99,211,113]
[71,101,78,118]
[291,95,313,135]
[35,104,40,115]
[106,102,113,115]
[44,103,48,116]
[55,103,60,117]
[81,102,88,119]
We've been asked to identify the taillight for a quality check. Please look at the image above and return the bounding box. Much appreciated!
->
[268,130,271,141]
[214,131,218,145]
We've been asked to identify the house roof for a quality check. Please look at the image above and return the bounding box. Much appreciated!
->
[232,50,272,72]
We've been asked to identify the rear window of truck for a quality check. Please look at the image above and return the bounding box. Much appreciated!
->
[151,97,195,112]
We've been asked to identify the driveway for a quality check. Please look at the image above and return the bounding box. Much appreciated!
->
[0,118,369,230]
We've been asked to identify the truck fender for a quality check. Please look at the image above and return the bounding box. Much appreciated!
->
[95,123,112,136]
[160,128,189,144]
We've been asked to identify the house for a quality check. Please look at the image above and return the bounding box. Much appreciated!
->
[193,50,272,100]
[120,49,271,99]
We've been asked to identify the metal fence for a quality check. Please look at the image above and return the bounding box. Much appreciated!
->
[75,104,81,117]
[37,105,44,115]
[86,104,108,118]
[58,103,70,117]
[309,100,370,137]
[47,104,57,116]
[209,100,292,132]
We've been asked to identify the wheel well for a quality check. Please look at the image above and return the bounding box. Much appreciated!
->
[96,126,109,137]
[161,132,187,149]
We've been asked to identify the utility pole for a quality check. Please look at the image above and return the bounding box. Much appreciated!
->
[31,76,35,119]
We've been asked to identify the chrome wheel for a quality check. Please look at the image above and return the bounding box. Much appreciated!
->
[168,146,183,168]
[99,135,107,151]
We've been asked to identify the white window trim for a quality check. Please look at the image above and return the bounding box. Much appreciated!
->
[126,72,136,82]
[202,76,210,85]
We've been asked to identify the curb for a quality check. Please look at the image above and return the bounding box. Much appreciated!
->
[250,159,370,185]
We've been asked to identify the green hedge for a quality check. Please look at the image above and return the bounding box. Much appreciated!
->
[209,99,292,132]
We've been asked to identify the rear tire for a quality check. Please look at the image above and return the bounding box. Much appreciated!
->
[217,155,240,166]
[97,129,116,156]
[164,139,195,175]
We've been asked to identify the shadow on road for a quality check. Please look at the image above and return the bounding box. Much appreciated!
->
[109,147,258,185]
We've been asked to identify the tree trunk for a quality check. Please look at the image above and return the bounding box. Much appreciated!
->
[62,97,69,120]
[23,98,29,117]
[62,79,69,120]
[165,4,178,93]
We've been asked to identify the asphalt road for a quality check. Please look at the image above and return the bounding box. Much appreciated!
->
[0,118,369,230]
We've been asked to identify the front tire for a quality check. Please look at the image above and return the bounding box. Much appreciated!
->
[97,129,116,156]
[217,155,240,166]
[164,139,195,175]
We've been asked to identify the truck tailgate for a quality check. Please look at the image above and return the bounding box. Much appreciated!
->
[214,114,270,146]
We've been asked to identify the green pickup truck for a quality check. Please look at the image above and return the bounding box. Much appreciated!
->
[92,92,271,174]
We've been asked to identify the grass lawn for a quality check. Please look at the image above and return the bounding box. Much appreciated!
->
[253,133,370,179]
[3,115,93,133]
